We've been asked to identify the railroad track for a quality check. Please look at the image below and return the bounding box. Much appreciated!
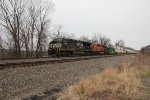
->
[0,56,52,60]
[0,55,117,70]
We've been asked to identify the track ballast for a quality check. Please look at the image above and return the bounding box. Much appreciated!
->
[0,55,118,70]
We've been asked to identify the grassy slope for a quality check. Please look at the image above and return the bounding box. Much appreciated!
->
[57,53,150,100]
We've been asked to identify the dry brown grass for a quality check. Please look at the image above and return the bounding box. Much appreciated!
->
[57,53,150,100]
[130,53,150,76]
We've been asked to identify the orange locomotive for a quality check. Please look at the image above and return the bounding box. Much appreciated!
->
[90,43,106,54]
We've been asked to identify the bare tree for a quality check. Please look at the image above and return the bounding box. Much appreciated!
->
[79,35,91,42]
[34,0,54,57]
[140,46,145,53]
[27,0,38,56]
[6,35,16,57]
[20,25,30,57]
[115,40,125,47]
[0,35,13,58]
[0,0,27,58]
[50,24,64,39]
[92,33,111,47]
[61,32,75,39]
[0,0,54,58]
[0,36,4,49]
[0,36,5,58]
[50,24,75,40]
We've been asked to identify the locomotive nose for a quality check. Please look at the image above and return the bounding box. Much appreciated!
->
[48,49,53,55]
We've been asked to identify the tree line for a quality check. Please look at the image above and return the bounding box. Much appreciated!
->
[0,0,125,59]
[0,0,54,58]
[51,25,125,49]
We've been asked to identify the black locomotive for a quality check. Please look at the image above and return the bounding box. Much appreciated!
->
[48,38,92,56]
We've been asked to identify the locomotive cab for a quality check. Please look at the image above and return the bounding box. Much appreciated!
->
[48,38,63,55]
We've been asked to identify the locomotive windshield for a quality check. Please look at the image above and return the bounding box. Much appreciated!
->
[49,38,63,49]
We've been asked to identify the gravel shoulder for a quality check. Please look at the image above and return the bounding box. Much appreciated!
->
[0,55,134,100]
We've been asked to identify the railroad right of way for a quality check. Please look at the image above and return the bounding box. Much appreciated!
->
[0,55,134,100]
[0,55,118,70]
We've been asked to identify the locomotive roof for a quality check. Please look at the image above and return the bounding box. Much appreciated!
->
[50,38,92,45]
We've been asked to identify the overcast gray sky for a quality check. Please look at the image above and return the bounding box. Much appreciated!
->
[51,0,150,50]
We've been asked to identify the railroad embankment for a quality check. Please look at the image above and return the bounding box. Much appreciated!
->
[0,55,133,100]
[57,53,150,100]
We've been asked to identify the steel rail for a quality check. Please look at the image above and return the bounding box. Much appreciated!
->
[0,55,115,70]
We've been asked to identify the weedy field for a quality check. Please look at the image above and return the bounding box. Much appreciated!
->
[57,53,150,100]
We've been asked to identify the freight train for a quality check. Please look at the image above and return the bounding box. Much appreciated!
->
[48,38,115,56]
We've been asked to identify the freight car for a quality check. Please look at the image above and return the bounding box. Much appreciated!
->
[48,38,108,56]
[124,47,138,54]
[115,46,126,54]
